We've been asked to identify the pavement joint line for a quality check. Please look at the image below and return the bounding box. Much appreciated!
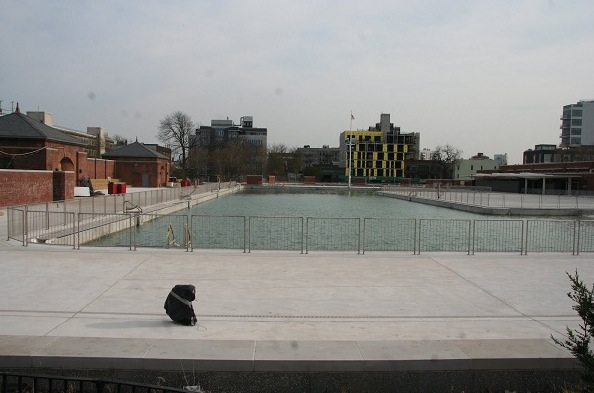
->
[42,255,152,336]
[430,256,579,341]
[431,256,529,315]
[0,311,577,319]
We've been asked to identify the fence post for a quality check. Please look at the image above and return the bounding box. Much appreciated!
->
[524,220,529,255]
[71,212,76,250]
[247,216,251,253]
[301,217,304,254]
[304,217,309,254]
[24,205,28,247]
[77,212,81,250]
[417,219,422,255]
[357,218,361,254]
[243,216,247,253]
[471,220,476,255]
[467,219,472,255]
[362,218,366,255]
[573,220,578,256]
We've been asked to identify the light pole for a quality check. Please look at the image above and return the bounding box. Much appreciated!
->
[348,110,354,188]
[348,136,352,188]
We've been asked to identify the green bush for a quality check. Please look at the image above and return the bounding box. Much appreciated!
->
[552,270,594,392]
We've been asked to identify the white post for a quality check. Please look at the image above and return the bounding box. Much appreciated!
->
[348,110,354,188]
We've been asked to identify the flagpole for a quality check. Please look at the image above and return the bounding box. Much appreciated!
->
[348,111,353,188]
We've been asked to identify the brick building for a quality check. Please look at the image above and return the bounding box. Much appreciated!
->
[102,141,171,187]
[0,107,117,205]
[0,107,174,206]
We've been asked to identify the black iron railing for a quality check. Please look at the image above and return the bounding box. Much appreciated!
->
[0,373,190,393]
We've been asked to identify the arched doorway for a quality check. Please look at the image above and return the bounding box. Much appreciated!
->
[60,157,74,171]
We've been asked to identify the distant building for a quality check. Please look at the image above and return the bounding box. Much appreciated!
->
[297,145,340,168]
[339,113,419,182]
[420,148,434,160]
[26,111,115,158]
[191,116,267,180]
[523,144,557,164]
[453,153,498,181]
[296,145,341,182]
[523,144,594,164]
[405,159,444,181]
[560,100,594,147]
[193,116,266,148]
[493,153,508,166]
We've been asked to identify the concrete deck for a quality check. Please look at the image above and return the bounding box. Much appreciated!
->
[0,203,591,392]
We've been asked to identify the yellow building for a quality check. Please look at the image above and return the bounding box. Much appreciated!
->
[339,114,419,182]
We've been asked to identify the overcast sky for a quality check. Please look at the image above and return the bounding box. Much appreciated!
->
[2,1,594,164]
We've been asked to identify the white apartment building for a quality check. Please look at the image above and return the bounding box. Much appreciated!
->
[560,100,594,147]
[453,153,498,181]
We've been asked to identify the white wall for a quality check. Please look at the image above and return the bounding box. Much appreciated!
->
[454,159,498,180]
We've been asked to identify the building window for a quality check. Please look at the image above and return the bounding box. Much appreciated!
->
[572,110,583,116]
[470,165,473,170]
[572,128,582,135]
[572,119,582,126]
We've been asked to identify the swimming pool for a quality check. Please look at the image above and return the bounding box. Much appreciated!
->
[83,189,594,254]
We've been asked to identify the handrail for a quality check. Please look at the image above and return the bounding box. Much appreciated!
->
[123,200,142,213]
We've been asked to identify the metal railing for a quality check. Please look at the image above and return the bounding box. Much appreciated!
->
[5,187,594,255]
[306,217,359,253]
[362,218,416,253]
[473,219,524,254]
[419,219,472,254]
[381,185,594,210]
[0,372,188,393]
[248,216,303,252]
[10,210,589,255]
[191,215,246,251]
[6,183,238,247]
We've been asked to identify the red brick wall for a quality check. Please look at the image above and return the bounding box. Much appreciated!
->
[75,153,115,183]
[0,170,76,207]
[246,175,263,185]
[113,158,169,187]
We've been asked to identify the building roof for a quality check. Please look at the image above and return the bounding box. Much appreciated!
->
[102,141,169,159]
[0,112,85,146]
[474,172,582,179]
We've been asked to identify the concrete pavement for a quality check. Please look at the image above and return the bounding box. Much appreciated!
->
[0,206,591,392]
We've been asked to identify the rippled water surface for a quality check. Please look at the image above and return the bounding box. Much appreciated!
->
[190,189,484,219]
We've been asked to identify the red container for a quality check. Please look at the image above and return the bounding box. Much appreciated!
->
[116,183,126,194]
[108,182,116,195]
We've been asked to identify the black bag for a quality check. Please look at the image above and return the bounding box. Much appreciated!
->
[164,284,197,326]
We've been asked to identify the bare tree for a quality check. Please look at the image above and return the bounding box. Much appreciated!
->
[431,145,462,179]
[157,111,195,175]
[267,144,289,180]
[112,133,128,146]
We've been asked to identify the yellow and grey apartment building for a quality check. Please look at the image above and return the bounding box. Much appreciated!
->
[339,113,420,181]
